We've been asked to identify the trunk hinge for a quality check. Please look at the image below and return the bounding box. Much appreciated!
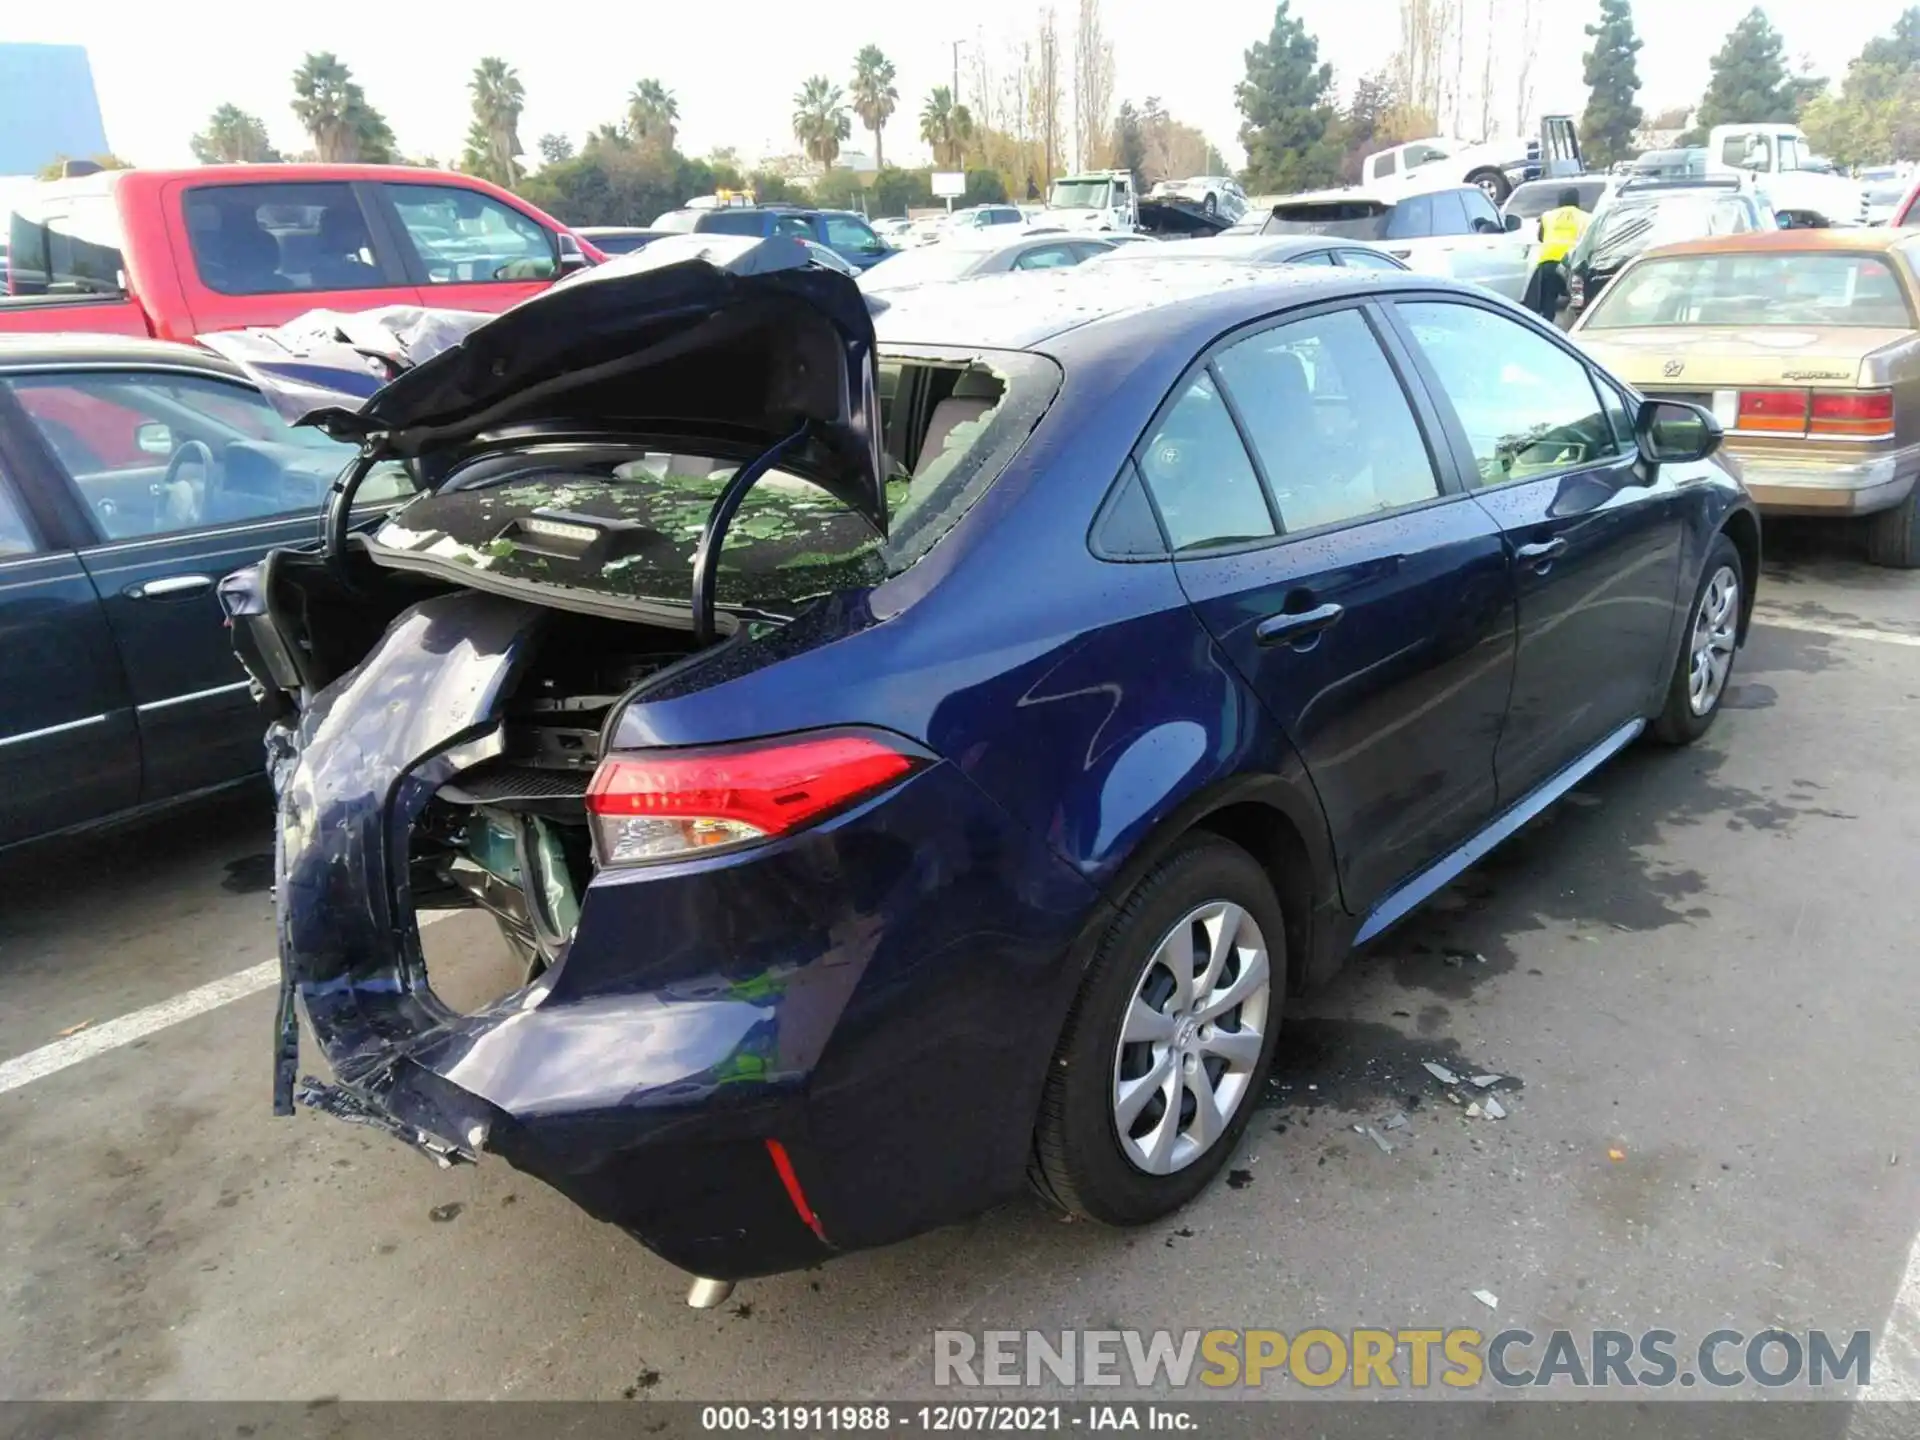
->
[688,421,811,647]
[323,435,395,561]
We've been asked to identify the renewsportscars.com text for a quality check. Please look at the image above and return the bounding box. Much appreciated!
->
[933,1328,1874,1390]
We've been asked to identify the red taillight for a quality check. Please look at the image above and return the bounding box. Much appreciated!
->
[585,731,921,867]
[1736,389,1810,435]
[1810,389,1895,439]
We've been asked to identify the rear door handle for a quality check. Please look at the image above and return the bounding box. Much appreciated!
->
[1255,602,1345,646]
[1515,538,1568,570]
[125,573,213,599]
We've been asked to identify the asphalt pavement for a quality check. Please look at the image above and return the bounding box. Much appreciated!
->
[2,521,1917,1412]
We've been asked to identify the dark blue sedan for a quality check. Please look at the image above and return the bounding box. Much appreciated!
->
[214,237,1757,1298]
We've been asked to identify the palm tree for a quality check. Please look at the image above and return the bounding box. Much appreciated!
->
[918,86,975,170]
[466,57,525,186]
[291,52,359,161]
[850,45,899,170]
[793,76,852,170]
[626,79,679,154]
[190,104,280,164]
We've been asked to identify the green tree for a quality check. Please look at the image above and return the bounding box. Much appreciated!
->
[36,154,133,180]
[1112,101,1146,180]
[626,79,679,155]
[918,86,974,169]
[850,45,899,169]
[1235,1,1343,194]
[462,57,525,186]
[1580,0,1644,167]
[871,165,935,216]
[794,76,851,169]
[1695,7,1800,131]
[190,105,281,164]
[290,52,392,162]
[1801,6,1920,165]
[537,133,574,166]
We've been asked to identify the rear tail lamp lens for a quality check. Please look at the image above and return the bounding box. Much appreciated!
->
[1810,389,1894,439]
[586,731,923,867]
[1736,390,1810,434]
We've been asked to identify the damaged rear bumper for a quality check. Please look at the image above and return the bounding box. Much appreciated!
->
[262,588,1097,1280]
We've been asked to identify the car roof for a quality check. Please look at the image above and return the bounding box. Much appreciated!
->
[1637,228,1918,261]
[0,333,239,373]
[870,262,1452,353]
[1103,234,1382,263]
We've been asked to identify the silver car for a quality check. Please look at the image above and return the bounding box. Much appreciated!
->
[1148,176,1249,222]
[1087,233,1408,272]
[858,231,1118,293]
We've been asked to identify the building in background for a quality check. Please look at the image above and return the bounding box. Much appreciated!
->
[0,44,110,177]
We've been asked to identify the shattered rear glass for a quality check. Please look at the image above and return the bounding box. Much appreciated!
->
[369,350,1059,617]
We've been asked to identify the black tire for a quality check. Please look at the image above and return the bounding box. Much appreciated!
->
[1469,168,1512,204]
[1030,835,1286,1226]
[1203,193,1218,217]
[1651,533,1744,745]
[1866,488,1920,568]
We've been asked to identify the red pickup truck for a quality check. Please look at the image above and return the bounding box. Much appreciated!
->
[2,163,597,341]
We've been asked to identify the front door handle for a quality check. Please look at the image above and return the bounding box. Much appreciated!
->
[1256,601,1345,647]
[1515,538,1568,571]
[125,573,213,599]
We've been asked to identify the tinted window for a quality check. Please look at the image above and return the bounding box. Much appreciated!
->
[1338,248,1404,271]
[1429,190,1472,236]
[1503,184,1562,221]
[387,184,556,284]
[0,471,39,556]
[1372,151,1399,178]
[5,192,126,297]
[773,213,814,240]
[1385,194,1434,240]
[1093,463,1168,558]
[1215,308,1441,532]
[823,213,880,251]
[1461,188,1503,231]
[1291,250,1338,266]
[1398,301,1619,486]
[700,210,765,236]
[1136,370,1275,551]
[184,182,385,296]
[1013,243,1080,270]
[1266,201,1390,240]
[7,372,412,539]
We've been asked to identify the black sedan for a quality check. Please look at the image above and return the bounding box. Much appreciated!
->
[0,335,408,849]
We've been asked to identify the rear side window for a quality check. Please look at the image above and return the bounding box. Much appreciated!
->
[185,182,388,295]
[1136,370,1275,551]
[1385,194,1434,240]
[386,184,557,285]
[1398,301,1619,486]
[6,193,127,297]
[1013,243,1080,270]
[1214,308,1441,532]
[1339,248,1402,271]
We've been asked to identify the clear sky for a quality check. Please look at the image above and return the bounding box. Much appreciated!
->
[6,0,1913,171]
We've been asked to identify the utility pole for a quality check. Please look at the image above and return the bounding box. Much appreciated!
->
[951,38,965,105]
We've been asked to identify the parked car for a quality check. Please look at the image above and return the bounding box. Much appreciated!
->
[213,236,1755,1297]
[1,164,596,342]
[945,204,1027,236]
[1861,166,1913,225]
[0,333,415,849]
[1564,175,1778,316]
[649,203,892,270]
[857,230,1118,293]
[576,226,670,255]
[1088,233,1409,271]
[1502,177,1612,226]
[1573,228,1920,565]
[1148,176,1249,222]
[1251,185,1533,301]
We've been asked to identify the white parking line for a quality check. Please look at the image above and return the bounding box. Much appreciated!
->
[1870,1228,1920,1402]
[1754,610,1920,648]
[0,911,454,1099]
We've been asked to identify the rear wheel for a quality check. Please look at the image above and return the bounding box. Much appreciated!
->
[1469,168,1511,204]
[1866,488,1920,568]
[1031,836,1285,1225]
[1652,533,1743,745]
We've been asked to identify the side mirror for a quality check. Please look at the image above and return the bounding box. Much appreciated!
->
[135,422,174,456]
[1636,399,1722,466]
[1504,213,1524,232]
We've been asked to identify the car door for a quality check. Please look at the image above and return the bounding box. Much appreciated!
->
[1136,301,1517,911]
[818,212,890,270]
[165,178,423,334]
[1386,297,1686,803]
[0,428,139,846]
[376,180,562,314]
[4,364,410,804]
[1456,186,1534,300]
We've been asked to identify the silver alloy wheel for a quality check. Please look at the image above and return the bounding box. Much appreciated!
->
[1111,901,1272,1175]
[1689,564,1740,716]
[1474,173,1503,202]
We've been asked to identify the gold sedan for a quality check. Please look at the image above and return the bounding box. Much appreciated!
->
[1571,228,1920,567]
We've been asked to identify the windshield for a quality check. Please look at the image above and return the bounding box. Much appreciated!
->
[1584,252,1914,329]
[1264,201,1390,240]
[367,351,1060,612]
[1579,195,1758,271]
[5,192,126,298]
[1049,179,1113,210]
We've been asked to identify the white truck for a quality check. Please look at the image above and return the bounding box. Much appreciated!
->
[1705,124,1866,228]
[1361,117,1584,205]
[1042,170,1139,233]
